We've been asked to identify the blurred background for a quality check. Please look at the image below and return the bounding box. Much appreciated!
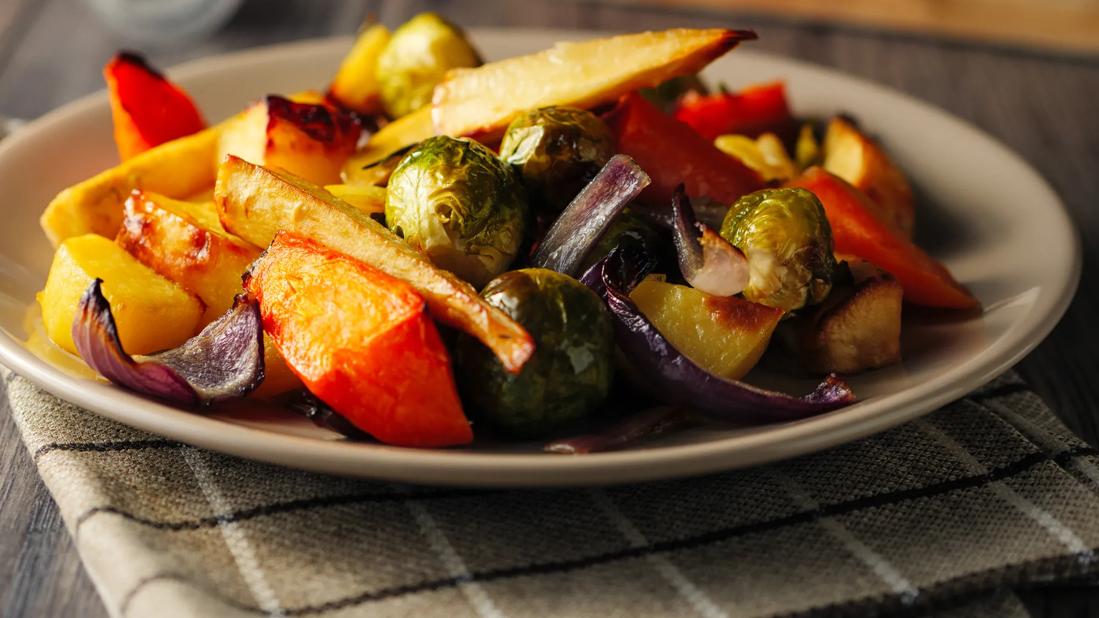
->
[1,0,1097,120]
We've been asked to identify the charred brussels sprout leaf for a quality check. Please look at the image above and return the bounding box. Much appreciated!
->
[456,269,614,438]
[499,107,615,213]
[386,135,528,287]
[376,12,481,118]
[720,188,835,312]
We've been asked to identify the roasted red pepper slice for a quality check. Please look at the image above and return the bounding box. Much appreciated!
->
[607,92,764,207]
[104,52,206,160]
[788,167,979,310]
[673,81,794,142]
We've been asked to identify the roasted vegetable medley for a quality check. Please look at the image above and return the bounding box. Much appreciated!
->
[36,15,979,451]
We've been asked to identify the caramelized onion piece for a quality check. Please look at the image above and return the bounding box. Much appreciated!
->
[533,154,650,276]
[544,406,689,454]
[72,279,264,406]
[671,185,748,296]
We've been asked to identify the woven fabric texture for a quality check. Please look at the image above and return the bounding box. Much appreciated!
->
[7,370,1098,617]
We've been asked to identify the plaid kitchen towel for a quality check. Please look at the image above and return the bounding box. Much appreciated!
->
[6,369,1099,618]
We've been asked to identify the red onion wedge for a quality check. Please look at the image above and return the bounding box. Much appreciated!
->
[579,246,855,422]
[544,406,689,454]
[671,185,749,296]
[532,154,650,276]
[635,195,728,231]
[72,279,265,407]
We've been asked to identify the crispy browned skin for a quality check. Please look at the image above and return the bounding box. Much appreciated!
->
[116,190,260,323]
[796,267,903,374]
[214,156,534,373]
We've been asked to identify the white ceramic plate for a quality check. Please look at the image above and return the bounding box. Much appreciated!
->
[0,30,1079,486]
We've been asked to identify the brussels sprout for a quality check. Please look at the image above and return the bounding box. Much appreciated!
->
[720,188,835,312]
[580,210,668,274]
[456,269,614,438]
[386,135,527,287]
[376,12,481,118]
[499,107,614,213]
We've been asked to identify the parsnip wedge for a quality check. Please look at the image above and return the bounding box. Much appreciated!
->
[215,156,534,373]
[432,28,755,139]
[41,125,222,245]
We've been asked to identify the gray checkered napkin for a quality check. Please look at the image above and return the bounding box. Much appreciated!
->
[7,369,1099,618]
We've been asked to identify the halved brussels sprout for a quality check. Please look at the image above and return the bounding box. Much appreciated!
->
[720,188,835,312]
[386,135,528,287]
[455,268,614,438]
[499,106,614,213]
[376,12,481,118]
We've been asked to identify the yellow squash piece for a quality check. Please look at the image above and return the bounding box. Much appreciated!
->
[115,190,260,324]
[327,22,391,115]
[215,156,534,373]
[714,132,797,182]
[630,276,782,380]
[41,126,222,245]
[432,28,754,139]
[38,234,203,355]
[324,184,387,216]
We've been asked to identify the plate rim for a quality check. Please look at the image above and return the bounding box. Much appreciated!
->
[0,30,1081,486]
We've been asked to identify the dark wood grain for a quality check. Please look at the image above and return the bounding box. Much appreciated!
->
[1,0,1096,616]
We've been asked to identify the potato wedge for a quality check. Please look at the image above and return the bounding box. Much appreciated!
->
[795,265,903,374]
[327,22,390,115]
[116,190,260,323]
[215,156,534,373]
[217,95,361,186]
[630,276,782,380]
[41,125,222,245]
[38,234,203,355]
[823,116,914,237]
[432,28,755,139]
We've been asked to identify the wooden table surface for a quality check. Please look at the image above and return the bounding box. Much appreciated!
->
[1,0,1097,615]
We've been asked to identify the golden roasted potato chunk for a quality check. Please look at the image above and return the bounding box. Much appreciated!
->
[432,28,754,139]
[38,234,203,355]
[630,276,783,380]
[796,264,903,374]
[823,116,914,237]
[41,126,222,245]
[214,156,534,373]
[116,190,260,323]
[217,95,361,186]
[327,22,390,115]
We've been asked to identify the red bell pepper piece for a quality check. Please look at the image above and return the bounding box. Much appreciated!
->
[607,92,764,206]
[788,167,979,310]
[104,52,206,161]
[673,81,794,142]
